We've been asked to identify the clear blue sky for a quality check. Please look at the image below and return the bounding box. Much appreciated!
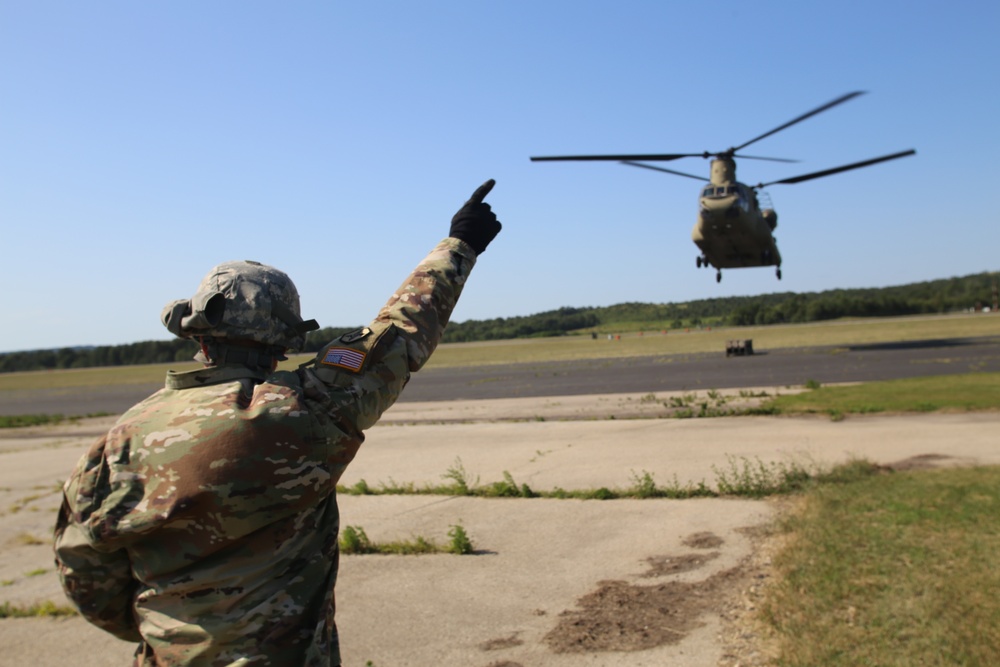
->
[2,1,998,353]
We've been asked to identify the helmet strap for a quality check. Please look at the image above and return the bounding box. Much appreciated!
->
[270,300,319,346]
[196,336,212,364]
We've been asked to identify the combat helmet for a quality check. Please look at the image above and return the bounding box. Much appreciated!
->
[161,260,319,366]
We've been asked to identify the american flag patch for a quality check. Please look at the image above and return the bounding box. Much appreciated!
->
[321,346,367,372]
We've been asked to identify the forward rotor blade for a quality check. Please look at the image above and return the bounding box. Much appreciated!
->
[732,154,800,163]
[756,149,917,187]
[530,153,701,162]
[620,161,709,182]
[732,91,866,153]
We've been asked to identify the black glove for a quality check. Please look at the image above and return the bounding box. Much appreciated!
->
[449,179,502,255]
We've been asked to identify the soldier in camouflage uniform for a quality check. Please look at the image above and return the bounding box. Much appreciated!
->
[53,180,502,666]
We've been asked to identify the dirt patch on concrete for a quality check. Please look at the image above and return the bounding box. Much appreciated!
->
[885,453,956,471]
[544,532,751,654]
[479,634,525,651]
[683,531,726,549]
[642,552,721,577]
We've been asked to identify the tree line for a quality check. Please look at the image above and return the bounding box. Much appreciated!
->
[2,271,995,373]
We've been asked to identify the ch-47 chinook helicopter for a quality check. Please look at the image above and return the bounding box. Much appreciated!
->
[530,91,916,283]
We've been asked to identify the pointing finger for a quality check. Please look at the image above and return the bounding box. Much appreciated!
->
[467,179,496,205]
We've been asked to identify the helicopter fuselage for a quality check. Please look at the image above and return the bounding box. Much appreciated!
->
[692,181,780,269]
[692,158,780,276]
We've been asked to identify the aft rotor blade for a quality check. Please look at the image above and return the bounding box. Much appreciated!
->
[732,91,866,153]
[620,161,709,181]
[757,149,917,187]
[530,153,702,162]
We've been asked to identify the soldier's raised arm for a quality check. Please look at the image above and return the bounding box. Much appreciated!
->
[305,180,502,432]
[377,179,501,368]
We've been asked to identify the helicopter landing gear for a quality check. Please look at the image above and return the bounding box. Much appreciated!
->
[716,270,722,283]
[697,255,708,268]
[776,266,782,280]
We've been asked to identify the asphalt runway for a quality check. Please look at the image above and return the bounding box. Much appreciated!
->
[406,336,1000,401]
[3,335,999,417]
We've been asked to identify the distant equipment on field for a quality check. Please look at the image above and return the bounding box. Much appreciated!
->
[726,339,754,357]
[530,91,916,283]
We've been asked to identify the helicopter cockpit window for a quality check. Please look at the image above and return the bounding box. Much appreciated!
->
[703,186,741,198]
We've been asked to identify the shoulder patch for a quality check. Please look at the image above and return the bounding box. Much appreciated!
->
[340,327,372,344]
[311,323,396,379]
[321,347,367,372]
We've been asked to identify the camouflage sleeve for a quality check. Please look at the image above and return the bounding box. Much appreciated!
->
[306,238,476,435]
[52,437,141,642]
[53,502,141,642]
[374,237,477,372]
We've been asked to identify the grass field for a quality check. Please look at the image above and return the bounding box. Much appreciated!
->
[768,372,1000,417]
[423,311,1000,368]
[2,312,999,391]
[762,465,1000,666]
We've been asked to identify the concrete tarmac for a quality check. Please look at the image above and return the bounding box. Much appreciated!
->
[2,389,999,667]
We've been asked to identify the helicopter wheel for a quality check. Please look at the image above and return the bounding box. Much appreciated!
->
[776,267,782,280]
[697,256,702,268]
[716,270,722,283]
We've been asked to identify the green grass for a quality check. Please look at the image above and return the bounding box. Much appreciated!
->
[761,466,1000,666]
[0,601,78,618]
[339,523,475,555]
[765,371,1000,417]
[0,412,113,429]
[0,363,200,391]
[0,414,67,428]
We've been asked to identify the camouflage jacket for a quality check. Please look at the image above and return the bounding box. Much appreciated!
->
[54,238,477,666]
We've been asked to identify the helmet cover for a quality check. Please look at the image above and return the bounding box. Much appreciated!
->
[161,260,316,350]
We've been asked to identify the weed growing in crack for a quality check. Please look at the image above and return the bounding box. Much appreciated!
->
[340,525,375,554]
[339,524,476,556]
[713,455,812,498]
[448,523,474,554]
[338,457,837,501]
[442,457,478,495]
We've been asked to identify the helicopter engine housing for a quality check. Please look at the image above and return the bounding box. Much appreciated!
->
[710,157,736,185]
